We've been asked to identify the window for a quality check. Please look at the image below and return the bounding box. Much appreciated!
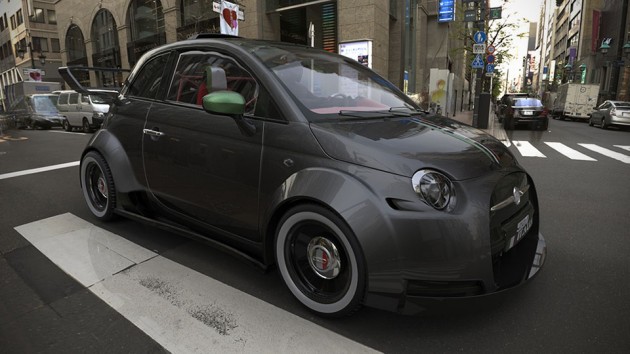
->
[31,8,45,23]
[81,95,89,104]
[0,15,4,31]
[32,37,48,52]
[10,15,15,30]
[51,38,60,53]
[16,9,23,26]
[126,53,169,99]
[69,93,79,105]
[48,10,57,24]
[166,52,260,115]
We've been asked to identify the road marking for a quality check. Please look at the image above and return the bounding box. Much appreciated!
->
[15,214,379,354]
[512,141,546,157]
[48,130,87,135]
[0,161,80,180]
[615,145,630,152]
[579,144,630,164]
[544,142,597,161]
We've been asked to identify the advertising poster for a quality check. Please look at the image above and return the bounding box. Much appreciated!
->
[338,41,372,68]
[429,68,449,112]
[220,1,239,36]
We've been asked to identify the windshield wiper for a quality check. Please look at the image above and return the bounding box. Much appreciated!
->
[338,110,411,119]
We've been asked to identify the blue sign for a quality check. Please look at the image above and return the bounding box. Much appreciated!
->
[438,0,455,23]
[486,64,495,73]
[486,54,495,64]
[472,54,484,69]
[473,31,487,44]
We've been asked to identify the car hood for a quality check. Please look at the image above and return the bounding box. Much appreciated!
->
[310,115,517,180]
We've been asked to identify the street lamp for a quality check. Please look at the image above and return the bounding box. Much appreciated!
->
[17,42,46,68]
[599,38,612,55]
[564,63,573,82]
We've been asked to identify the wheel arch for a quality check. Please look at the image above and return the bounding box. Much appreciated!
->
[261,168,398,273]
[80,130,144,194]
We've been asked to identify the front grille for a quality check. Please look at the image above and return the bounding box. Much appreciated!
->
[489,172,538,286]
[406,280,484,297]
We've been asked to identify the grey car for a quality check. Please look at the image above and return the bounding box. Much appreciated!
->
[65,35,546,317]
[589,100,630,129]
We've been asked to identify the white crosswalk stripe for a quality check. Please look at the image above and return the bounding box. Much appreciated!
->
[510,141,630,164]
[579,144,630,164]
[544,142,597,161]
[15,214,379,354]
[512,141,546,158]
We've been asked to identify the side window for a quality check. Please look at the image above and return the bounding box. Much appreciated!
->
[81,95,89,104]
[69,93,79,105]
[126,53,169,99]
[166,51,260,115]
[58,94,68,105]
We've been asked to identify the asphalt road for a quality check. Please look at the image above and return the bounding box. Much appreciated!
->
[1,120,629,353]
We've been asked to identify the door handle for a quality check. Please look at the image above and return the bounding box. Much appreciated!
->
[143,129,165,137]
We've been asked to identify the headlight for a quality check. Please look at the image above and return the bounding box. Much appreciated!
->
[411,169,455,210]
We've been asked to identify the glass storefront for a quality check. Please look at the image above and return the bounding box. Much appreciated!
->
[176,0,221,40]
[126,0,167,66]
[91,9,122,87]
[65,24,89,87]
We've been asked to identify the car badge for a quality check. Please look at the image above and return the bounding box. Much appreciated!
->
[513,187,522,206]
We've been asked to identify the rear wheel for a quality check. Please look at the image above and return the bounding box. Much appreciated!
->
[601,117,608,129]
[275,204,366,317]
[80,151,116,220]
[588,118,594,126]
[82,118,92,133]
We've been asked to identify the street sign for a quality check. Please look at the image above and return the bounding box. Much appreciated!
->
[486,45,495,54]
[473,31,487,44]
[472,54,484,69]
[472,44,486,54]
[486,54,495,63]
[486,64,495,73]
[489,7,502,20]
[464,9,477,22]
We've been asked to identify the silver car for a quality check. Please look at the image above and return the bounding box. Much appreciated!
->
[589,100,630,129]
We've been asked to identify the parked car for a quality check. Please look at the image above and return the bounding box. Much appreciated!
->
[503,97,549,130]
[589,100,630,129]
[13,93,64,129]
[497,92,529,122]
[67,35,546,317]
[55,90,110,132]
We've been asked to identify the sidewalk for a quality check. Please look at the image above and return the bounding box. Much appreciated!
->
[451,109,508,144]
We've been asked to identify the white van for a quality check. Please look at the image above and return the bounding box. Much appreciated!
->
[55,90,110,132]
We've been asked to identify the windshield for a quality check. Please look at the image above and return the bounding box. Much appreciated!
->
[251,45,418,120]
[30,95,59,113]
[89,95,107,104]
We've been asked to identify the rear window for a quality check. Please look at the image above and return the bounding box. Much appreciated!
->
[614,102,630,108]
[513,98,542,107]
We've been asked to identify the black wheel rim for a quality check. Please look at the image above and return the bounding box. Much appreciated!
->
[284,221,351,304]
[85,162,108,211]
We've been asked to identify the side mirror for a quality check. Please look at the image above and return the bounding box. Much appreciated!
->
[202,91,256,136]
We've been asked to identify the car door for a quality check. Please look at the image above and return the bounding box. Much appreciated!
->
[66,92,81,126]
[593,102,610,124]
[142,49,265,241]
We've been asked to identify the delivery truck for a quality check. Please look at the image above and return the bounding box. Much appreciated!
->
[550,83,599,121]
[2,81,63,129]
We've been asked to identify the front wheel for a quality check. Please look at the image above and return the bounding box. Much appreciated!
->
[83,118,93,133]
[63,119,72,132]
[275,204,366,317]
[80,151,117,220]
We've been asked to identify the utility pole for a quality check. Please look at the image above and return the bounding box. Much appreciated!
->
[472,0,487,128]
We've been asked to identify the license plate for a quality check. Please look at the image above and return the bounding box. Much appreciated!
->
[522,110,533,116]
[504,210,534,252]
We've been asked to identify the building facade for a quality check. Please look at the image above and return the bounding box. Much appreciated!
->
[0,0,63,111]
[50,0,469,115]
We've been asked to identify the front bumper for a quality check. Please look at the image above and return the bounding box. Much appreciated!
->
[359,171,546,314]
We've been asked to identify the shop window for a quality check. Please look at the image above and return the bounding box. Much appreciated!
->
[66,25,87,62]
[30,8,45,23]
[48,10,57,25]
[128,0,165,41]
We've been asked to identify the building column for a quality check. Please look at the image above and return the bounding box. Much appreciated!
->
[163,5,178,44]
